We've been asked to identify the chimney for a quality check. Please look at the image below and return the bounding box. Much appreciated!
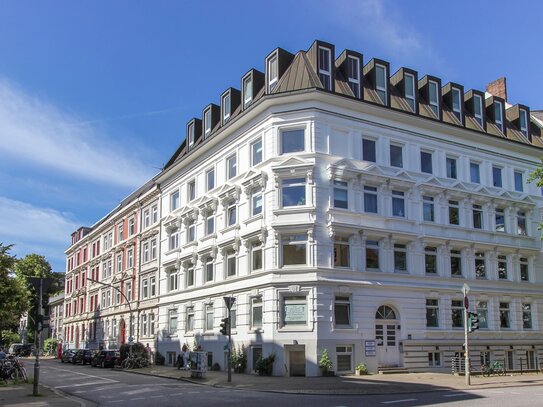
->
[486,77,507,101]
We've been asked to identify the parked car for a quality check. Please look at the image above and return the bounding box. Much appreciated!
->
[73,349,98,365]
[61,349,78,363]
[8,344,34,357]
[91,350,120,368]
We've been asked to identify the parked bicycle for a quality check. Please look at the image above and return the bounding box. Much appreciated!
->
[481,360,505,377]
[120,353,149,370]
[0,355,28,382]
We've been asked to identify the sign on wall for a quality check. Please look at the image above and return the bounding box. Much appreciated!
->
[365,340,376,357]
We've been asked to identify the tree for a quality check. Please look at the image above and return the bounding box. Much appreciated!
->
[0,244,28,345]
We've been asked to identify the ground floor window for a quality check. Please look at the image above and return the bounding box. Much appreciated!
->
[336,345,353,372]
[506,351,514,371]
[480,351,491,366]
[428,352,441,367]
[527,350,536,370]
[252,346,262,372]
[167,352,176,366]
[207,352,213,368]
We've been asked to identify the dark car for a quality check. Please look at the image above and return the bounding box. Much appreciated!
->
[9,344,34,357]
[73,349,97,365]
[91,350,120,368]
[61,349,78,363]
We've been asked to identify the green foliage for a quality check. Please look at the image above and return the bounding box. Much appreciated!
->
[44,337,58,355]
[319,348,333,372]
[120,342,147,361]
[255,352,275,376]
[0,244,28,334]
[0,330,20,349]
[154,351,165,365]
[230,345,247,373]
[355,363,369,375]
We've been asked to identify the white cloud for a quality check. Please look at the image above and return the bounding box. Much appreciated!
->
[0,196,80,270]
[0,78,155,188]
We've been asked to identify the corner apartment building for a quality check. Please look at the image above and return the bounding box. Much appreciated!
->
[47,292,65,342]
[154,40,543,376]
[63,182,161,352]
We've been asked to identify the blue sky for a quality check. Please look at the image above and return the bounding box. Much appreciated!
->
[1,0,542,272]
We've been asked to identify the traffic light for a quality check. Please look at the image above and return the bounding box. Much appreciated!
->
[220,318,229,336]
[468,312,479,333]
[36,315,50,332]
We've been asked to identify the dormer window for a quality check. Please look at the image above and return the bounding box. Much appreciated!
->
[375,64,387,104]
[187,122,195,149]
[428,80,439,117]
[494,100,504,132]
[243,76,253,108]
[204,108,212,137]
[404,73,416,112]
[268,55,278,92]
[222,93,231,123]
[473,94,483,127]
[347,55,360,98]
[519,109,528,138]
[318,46,332,91]
[451,88,462,121]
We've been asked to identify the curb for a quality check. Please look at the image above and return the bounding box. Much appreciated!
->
[41,383,98,407]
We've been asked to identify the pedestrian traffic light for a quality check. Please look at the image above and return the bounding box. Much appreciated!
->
[220,318,229,336]
[468,312,479,333]
[36,315,50,332]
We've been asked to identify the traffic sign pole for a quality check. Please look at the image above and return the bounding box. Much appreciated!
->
[462,283,471,386]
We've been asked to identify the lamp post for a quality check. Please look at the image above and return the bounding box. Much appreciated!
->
[87,278,133,356]
[462,283,471,386]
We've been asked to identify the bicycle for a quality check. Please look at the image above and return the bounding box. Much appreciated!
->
[121,354,148,369]
[481,361,505,377]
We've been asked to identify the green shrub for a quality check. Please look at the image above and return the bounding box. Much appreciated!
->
[119,342,146,361]
[255,352,275,376]
[230,345,247,373]
[154,351,165,365]
[319,348,333,373]
[355,363,369,375]
[43,338,57,356]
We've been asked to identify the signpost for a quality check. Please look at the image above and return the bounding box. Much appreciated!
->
[462,283,471,386]
[223,296,236,383]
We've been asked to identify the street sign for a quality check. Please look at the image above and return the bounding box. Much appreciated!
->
[128,336,134,343]
[223,296,236,310]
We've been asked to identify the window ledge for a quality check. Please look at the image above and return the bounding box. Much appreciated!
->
[184,333,195,337]
[243,213,263,225]
[248,329,263,334]
[278,327,312,332]
[200,233,217,243]
[273,206,314,215]
[183,241,198,249]
[202,332,215,337]
[221,224,240,234]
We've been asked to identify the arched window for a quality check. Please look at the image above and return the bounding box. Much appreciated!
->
[375,305,396,320]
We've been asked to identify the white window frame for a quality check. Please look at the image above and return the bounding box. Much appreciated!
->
[375,63,387,104]
[204,108,212,137]
[281,233,308,267]
[494,100,504,132]
[519,109,529,138]
[205,304,214,331]
[404,72,416,112]
[318,46,332,91]
[428,80,440,117]
[222,93,231,123]
[188,122,195,148]
[251,242,263,272]
[168,270,178,292]
[243,75,253,108]
[206,214,215,235]
[251,188,263,216]
[226,154,237,180]
[206,168,215,191]
[251,137,263,166]
[267,55,278,92]
[473,94,483,127]
[347,55,360,98]
[171,191,180,211]
[226,250,236,277]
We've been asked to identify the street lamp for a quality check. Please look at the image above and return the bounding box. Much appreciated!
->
[87,278,133,356]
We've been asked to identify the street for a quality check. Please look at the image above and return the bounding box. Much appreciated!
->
[34,358,543,407]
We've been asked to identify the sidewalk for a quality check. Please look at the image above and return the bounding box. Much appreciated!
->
[0,383,82,407]
[125,364,543,395]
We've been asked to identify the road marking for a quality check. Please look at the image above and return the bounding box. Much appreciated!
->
[443,393,465,398]
[44,365,118,383]
[150,395,164,398]
[56,380,118,389]
[188,391,201,394]
[171,392,185,396]
[130,397,145,401]
[109,401,125,404]
[381,399,417,404]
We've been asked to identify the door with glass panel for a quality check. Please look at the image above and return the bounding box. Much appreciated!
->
[375,305,400,367]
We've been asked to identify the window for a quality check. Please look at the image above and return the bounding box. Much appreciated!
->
[517,211,527,236]
[171,191,180,211]
[366,240,379,269]
[168,309,178,334]
[227,154,237,179]
[476,301,488,329]
[451,300,464,328]
[425,246,437,274]
[363,186,378,213]
[126,281,132,301]
[206,168,215,191]
[143,209,150,229]
[333,180,348,209]
[472,204,483,229]
[187,180,196,201]
[127,248,133,269]
[222,93,231,123]
[206,214,215,235]
[452,87,462,121]
[392,190,405,217]
[205,258,214,283]
[169,231,179,251]
[282,295,307,326]
[281,129,304,154]
[334,296,351,327]
[470,162,480,183]
[251,138,263,166]
[336,345,353,372]
[243,75,253,108]
[152,205,158,224]
[230,303,237,329]
[282,178,306,207]
[495,208,505,232]
[422,195,434,222]
[428,352,441,367]
[188,122,195,148]
[499,302,510,328]
[168,270,178,292]
[519,109,529,138]
[498,255,508,279]
[141,314,148,336]
[186,307,195,332]
[514,171,523,192]
[449,200,459,225]
[116,253,123,273]
[404,73,416,112]
[362,138,376,162]
[494,101,503,132]
[450,250,462,277]
[318,46,332,91]
[150,277,156,297]
[394,244,407,273]
[446,157,457,179]
[252,188,263,216]
[475,252,486,279]
[129,218,135,236]
[151,238,157,260]
[428,80,439,117]
[390,144,403,168]
[473,94,483,127]
[187,220,195,243]
[186,265,194,287]
[522,303,532,329]
[347,55,360,98]
[334,237,350,268]
[520,257,529,281]
[117,224,124,242]
[492,166,502,187]
[251,297,263,329]
[268,55,278,92]
[226,200,237,226]
[204,305,214,331]
[282,234,307,266]
[204,108,212,137]
[420,151,432,174]
[251,242,263,271]
[149,313,155,335]
[426,299,439,327]
[375,64,387,104]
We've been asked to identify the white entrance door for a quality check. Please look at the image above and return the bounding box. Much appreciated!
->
[375,305,400,367]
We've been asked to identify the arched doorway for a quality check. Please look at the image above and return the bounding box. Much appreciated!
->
[375,305,399,367]
[119,319,126,345]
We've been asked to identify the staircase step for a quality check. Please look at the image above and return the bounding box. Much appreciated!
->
[378,367,409,374]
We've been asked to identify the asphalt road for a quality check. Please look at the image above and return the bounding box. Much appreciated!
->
[35,358,543,407]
